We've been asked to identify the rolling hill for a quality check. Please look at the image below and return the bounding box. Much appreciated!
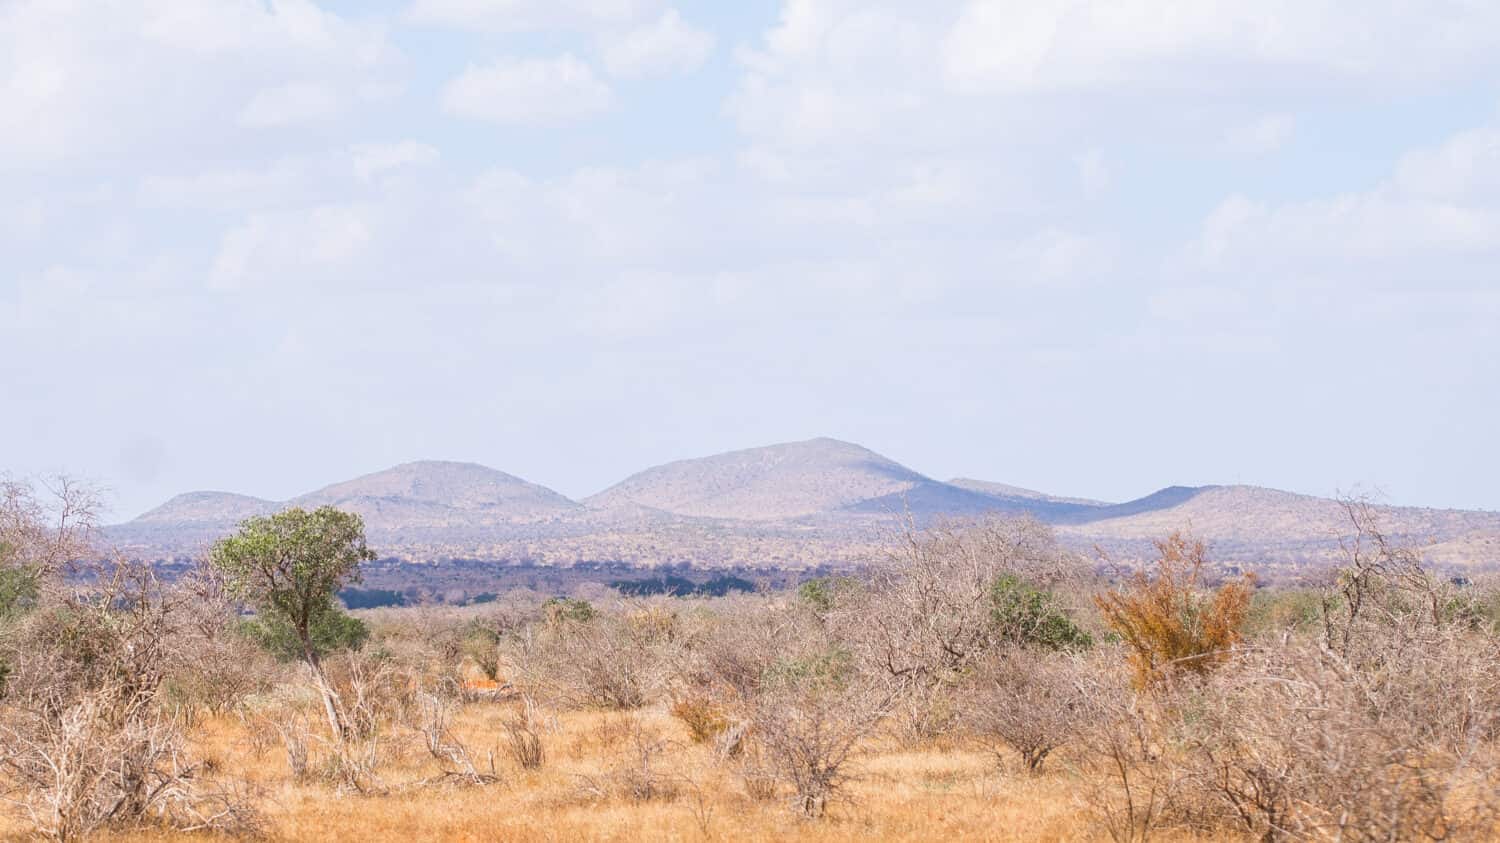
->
[104,441,1500,573]
[291,461,581,528]
[584,438,929,521]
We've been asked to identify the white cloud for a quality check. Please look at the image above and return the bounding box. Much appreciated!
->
[600,10,715,79]
[1222,113,1296,156]
[350,141,441,182]
[137,159,313,210]
[237,81,342,127]
[942,0,1500,94]
[406,0,661,33]
[442,55,612,125]
[1191,122,1500,275]
[1393,127,1500,201]
[0,0,396,168]
[1075,150,1110,197]
[209,204,377,291]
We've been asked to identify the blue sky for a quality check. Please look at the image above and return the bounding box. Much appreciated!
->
[2,0,1498,519]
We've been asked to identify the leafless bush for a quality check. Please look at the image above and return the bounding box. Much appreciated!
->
[1173,631,1500,842]
[748,676,895,818]
[575,718,678,803]
[1319,497,1463,660]
[331,650,413,741]
[1076,682,1183,843]
[835,516,1090,742]
[412,690,498,787]
[272,714,311,780]
[515,603,678,710]
[0,554,261,840]
[502,696,546,770]
[963,648,1099,773]
[0,475,101,580]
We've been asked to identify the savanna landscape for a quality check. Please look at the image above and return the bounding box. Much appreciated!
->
[7,1,1500,841]
[4,470,1500,841]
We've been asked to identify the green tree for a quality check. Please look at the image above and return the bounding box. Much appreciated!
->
[990,574,1093,652]
[237,608,369,663]
[0,541,40,621]
[208,506,375,740]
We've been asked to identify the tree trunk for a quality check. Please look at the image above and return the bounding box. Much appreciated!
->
[304,646,347,743]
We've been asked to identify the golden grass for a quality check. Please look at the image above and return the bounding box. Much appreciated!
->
[1,702,1225,842]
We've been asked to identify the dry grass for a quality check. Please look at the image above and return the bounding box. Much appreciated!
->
[0,701,1222,842]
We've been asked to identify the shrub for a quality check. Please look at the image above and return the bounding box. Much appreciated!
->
[797,576,858,614]
[543,597,596,624]
[459,622,502,681]
[964,648,1098,773]
[237,606,369,662]
[990,574,1093,651]
[1094,532,1252,687]
[670,693,731,743]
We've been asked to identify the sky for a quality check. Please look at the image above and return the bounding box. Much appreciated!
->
[2,0,1499,520]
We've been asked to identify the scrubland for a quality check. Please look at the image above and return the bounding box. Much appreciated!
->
[3,479,1500,842]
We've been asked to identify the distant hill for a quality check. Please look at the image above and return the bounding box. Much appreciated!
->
[104,441,1500,573]
[133,491,277,526]
[292,461,580,528]
[585,438,928,520]
[1061,485,1500,548]
[948,478,1112,508]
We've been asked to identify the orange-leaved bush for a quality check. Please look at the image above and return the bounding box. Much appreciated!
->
[1095,532,1253,688]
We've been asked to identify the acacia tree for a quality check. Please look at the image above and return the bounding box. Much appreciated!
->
[208,506,375,741]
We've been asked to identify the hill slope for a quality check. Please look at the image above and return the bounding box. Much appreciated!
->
[292,461,580,527]
[585,438,928,520]
[133,491,278,526]
[105,444,1500,572]
[948,478,1111,508]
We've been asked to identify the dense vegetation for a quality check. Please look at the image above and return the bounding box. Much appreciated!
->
[2,476,1499,841]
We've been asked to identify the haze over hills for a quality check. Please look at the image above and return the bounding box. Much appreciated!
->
[106,438,1500,574]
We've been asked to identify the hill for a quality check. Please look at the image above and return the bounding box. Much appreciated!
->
[584,438,928,520]
[291,461,581,528]
[132,491,277,526]
[1055,485,1500,569]
[104,443,1500,574]
[948,478,1112,508]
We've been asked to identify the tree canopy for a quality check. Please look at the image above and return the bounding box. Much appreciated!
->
[208,506,375,663]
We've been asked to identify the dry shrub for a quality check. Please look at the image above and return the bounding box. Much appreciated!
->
[670,691,731,743]
[672,596,900,817]
[839,516,1090,744]
[1095,532,1253,687]
[0,560,261,840]
[1081,514,1500,843]
[516,604,678,710]
[963,647,1099,773]
[1172,635,1500,842]
[748,676,894,818]
[1076,686,1185,843]
[575,718,679,803]
[503,696,546,770]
